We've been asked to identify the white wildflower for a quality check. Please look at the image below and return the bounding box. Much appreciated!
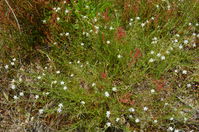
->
[105,91,110,97]
[143,106,148,111]
[135,118,140,123]
[129,108,135,112]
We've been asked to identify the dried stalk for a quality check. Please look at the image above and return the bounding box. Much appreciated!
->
[4,0,21,32]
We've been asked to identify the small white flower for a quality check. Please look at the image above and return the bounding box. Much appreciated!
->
[83,16,87,19]
[86,32,89,37]
[184,40,188,44]
[136,17,140,20]
[151,89,155,93]
[42,20,46,24]
[188,23,192,26]
[112,87,117,92]
[11,62,15,65]
[192,43,196,47]
[11,84,16,90]
[184,117,187,122]
[92,83,96,87]
[65,9,69,13]
[141,23,145,27]
[65,32,69,36]
[13,95,18,100]
[106,122,111,127]
[106,111,111,118]
[167,5,171,10]
[117,54,122,58]
[81,42,84,46]
[57,108,62,113]
[80,101,85,105]
[52,80,57,84]
[129,115,133,118]
[70,74,74,77]
[151,17,155,20]
[179,45,183,49]
[129,22,132,26]
[85,5,89,9]
[56,17,60,21]
[37,76,41,80]
[192,33,196,36]
[174,69,178,73]
[130,18,133,21]
[135,118,140,123]
[63,86,68,90]
[57,7,61,11]
[109,26,114,30]
[157,53,161,57]
[58,103,63,108]
[161,56,165,60]
[187,84,191,88]
[129,108,135,112]
[39,109,44,114]
[116,118,120,122]
[182,70,187,74]
[149,58,154,63]
[150,51,154,54]
[168,127,174,131]
[60,81,65,85]
[166,51,170,54]
[154,120,158,123]
[105,91,110,97]
[196,23,199,26]
[53,42,57,45]
[13,58,16,61]
[143,106,148,111]
[95,26,99,30]
[170,117,174,121]
[35,95,39,99]
[174,129,180,132]
[46,92,49,95]
[94,18,98,22]
[4,65,9,69]
[56,71,60,74]
[19,92,24,96]
[165,103,168,106]
[106,41,110,44]
[77,60,80,64]
[174,39,178,43]
[152,37,158,41]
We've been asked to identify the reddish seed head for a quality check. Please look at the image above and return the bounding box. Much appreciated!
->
[119,93,135,105]
[101,72,107,79]
[102,8,110,22]
[116,27,126,40]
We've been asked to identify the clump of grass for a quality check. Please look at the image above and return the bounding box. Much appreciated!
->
[0,0,199,131]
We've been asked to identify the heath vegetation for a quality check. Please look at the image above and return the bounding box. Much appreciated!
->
[0,0,199,131]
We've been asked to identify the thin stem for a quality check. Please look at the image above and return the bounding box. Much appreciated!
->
[4,0,21,32]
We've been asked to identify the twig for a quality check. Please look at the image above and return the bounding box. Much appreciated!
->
[4,0,21,32]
